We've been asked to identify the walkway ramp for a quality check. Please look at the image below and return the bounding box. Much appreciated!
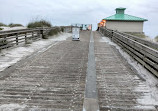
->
[94,31,157,111]
[0,31,90,111]
[0,31,157,111]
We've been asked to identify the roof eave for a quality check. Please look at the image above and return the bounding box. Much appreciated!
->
[103,19,148,22]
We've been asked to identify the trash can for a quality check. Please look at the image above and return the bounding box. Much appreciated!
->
[72,26,80,41]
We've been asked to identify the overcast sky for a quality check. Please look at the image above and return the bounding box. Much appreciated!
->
[0,0,158,38]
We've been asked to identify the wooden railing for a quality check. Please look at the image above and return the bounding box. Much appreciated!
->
[0,26,72,50]
[117,32,158,50]
[61,26,72,33]
[99,27,158,77]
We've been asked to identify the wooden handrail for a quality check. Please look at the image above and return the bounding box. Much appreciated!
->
[0,26,72,50]
[99,27,158,77]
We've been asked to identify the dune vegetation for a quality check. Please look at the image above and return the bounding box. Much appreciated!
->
[27,20,52,28]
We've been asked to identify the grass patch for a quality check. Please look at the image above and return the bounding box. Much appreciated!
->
[8,23,23,27]
[27,20,61,39]
[155,36,158,42]
[0,38,8,47]
[0,23,7,27]
[27,20,52,28]
[42,27,61,39]
[25,39,33,44]
[61,27,64,32]
[48,27,61,36]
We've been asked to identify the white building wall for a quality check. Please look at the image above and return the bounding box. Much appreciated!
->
[106,21,144,32]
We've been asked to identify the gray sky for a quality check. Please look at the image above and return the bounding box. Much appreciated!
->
[0,0,158,38]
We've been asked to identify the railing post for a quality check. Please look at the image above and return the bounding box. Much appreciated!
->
[4,35,7,46]
[103,29,105,36]
[111,30,114,41]
[32,31,34,40]
[40,29,44,39]
[16,34,18,45]
[105,28,107,36]
[25,33,27,44]
[38,30,41,38]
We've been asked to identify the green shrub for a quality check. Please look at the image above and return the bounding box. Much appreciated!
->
[0,38,8,47]
[41,27,61,39]
[8,23,23,27]
[25,39,32,44]
[0,28,3,30]
[0,23,7,27]
[48,27,61,36]
[27,20,52,28]
[155,36,158,42]
[61,27,64,32]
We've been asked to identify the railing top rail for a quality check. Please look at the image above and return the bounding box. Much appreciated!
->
[100,27,158,50]
[119,32,158,49]
[0,27,60,37]
[99,27,158,77]
[114,31,158,55]
[0,28,41,33]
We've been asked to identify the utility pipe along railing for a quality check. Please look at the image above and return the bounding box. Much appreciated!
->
[0,26,72,50]
[99,27,158,77]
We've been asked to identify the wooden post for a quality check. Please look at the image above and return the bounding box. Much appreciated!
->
[71,26,73,32]
[32,31,34,40]
[111,30,114,41]
[91,24,92,31]
[25,33,27,44]
[16,34,18,45]
[38,30,40,38]
[103,30,105,36]
[40,29,44,39]
[4,34,7,45]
